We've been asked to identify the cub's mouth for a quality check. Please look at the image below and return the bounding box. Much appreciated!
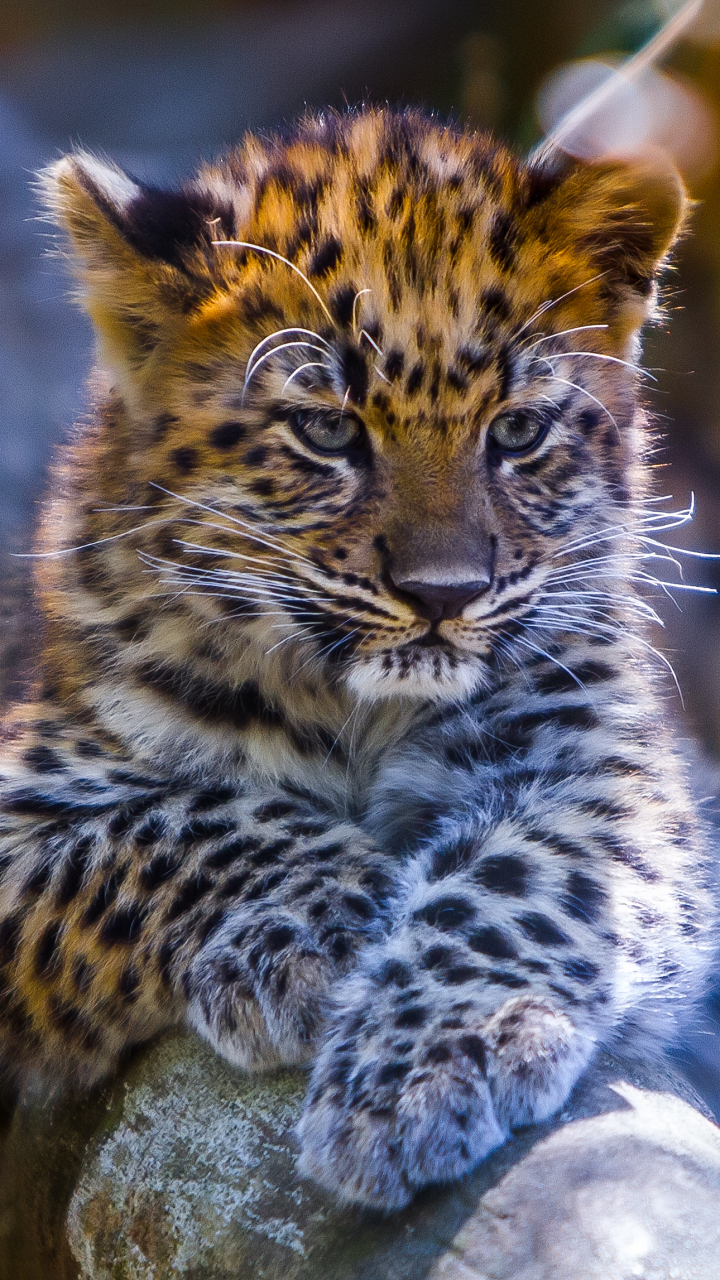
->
[403,629,453,649]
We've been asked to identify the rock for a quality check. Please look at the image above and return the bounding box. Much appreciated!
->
[1,1030,719,1280]
[426,1083,720,1280]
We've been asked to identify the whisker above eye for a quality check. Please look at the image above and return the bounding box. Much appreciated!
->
[280,361,331,395]
[522,324,609,350]
[513,272,607,339]
[351,289,372,336]
[211,239,336,326]
[536,350,656,382]
[243,341,332,400]
[534,368,619,434]
[359,329,384,357]
[244,326,334,381]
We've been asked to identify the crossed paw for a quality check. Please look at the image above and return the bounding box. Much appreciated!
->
[188,909,594,1208]
[296,963,594,1209]
[184,892,385,1071]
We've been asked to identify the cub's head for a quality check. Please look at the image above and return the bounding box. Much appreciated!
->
[43,109,686,704]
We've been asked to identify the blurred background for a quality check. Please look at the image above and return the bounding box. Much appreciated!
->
[0,0,718,1099]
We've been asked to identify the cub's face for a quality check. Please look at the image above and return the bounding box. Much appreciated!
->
[45,111,685,702]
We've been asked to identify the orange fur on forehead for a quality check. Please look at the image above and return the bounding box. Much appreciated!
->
[41,107,687,407]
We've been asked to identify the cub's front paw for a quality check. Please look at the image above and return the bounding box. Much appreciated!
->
[297,971,595,1209]
[298,1026,503,1209]
[184,907,338,1070]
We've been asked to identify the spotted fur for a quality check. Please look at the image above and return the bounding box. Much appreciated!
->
[0,108,712,1208]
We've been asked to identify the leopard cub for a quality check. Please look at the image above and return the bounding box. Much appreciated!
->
[0,108,712,1209]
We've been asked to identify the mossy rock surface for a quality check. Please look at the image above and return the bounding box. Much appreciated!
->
[1,1031,719,1280]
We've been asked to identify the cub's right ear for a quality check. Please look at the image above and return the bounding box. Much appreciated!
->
[40,152,236,375]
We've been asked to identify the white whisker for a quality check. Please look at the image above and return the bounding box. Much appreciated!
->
[212,240,335,325]
[530,0,702,164]
[360,329,384,357]
[352,289,372,336]
[511,633,588,691]
[514,273,607,339]
[535,367,619,433]
[14,516,175,559]
[244,327,332,381]
[523,324,609,349]
[145,486,318,568]
[280,361,330,395]
[244,340,331,397]
[527,613,686,703]
[538,350,656,382]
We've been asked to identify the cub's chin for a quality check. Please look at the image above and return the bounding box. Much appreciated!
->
[344,643,490,704]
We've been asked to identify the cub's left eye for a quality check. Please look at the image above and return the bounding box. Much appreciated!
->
[291,409,362,454]
[487,411,546,454]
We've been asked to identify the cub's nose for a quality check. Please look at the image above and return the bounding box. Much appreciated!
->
[390,576,492,622]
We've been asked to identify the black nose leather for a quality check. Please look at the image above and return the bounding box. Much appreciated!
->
[391,577,492,622]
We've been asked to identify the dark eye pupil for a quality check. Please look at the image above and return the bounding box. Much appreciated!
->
[488,412,544,453]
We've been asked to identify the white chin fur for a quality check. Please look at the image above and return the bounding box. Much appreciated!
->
[345,650,487,703]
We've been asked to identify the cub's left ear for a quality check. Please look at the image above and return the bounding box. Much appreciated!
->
[39,152,236,375]
[532,153,688,322]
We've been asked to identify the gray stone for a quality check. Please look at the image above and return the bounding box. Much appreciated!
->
[1,1030,719,1279]
[427,1084,720,1280]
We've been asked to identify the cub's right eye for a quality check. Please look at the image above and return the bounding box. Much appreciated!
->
[290,409,363,455]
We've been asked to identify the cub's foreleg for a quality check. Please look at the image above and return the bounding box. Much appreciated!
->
[178,800,393,1070]
[298,815,599,1209]
[0,742,394,1090]
[299,684,709,1208]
